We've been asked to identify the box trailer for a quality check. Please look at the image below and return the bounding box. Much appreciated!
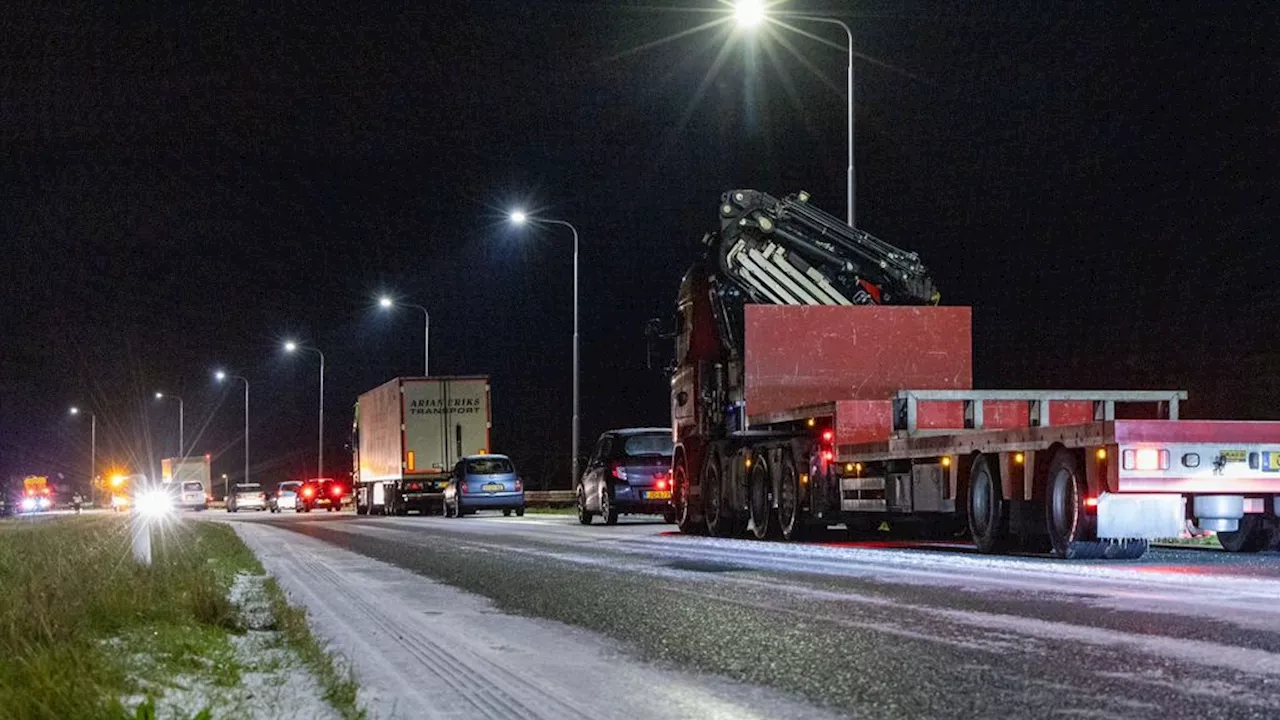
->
[162,456,212,510]
[352,376,492,515]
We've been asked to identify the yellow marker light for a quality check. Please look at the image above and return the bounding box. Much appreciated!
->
[806,418,816,428]
[744,457,752,469]
[844,463,855,473]
[110,475,126,488]
[800,473,809,485]
[941,457,952,468]
[855,463,863,472]
[1096,448,1108,461]
[1014,452,1025,464]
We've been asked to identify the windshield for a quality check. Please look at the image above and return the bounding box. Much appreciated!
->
[182,482,203,492]
[235,484,262,493]
[622,433,674,457]
[466,458,514,475]
[279,482,301,492]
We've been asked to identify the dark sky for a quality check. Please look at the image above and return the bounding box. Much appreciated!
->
[3,1,1277,489]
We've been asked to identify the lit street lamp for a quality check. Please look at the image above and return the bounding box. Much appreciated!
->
[379,295,431,376]
[154,391,185,462]
[284,342,326,479]
[735,1,857,227]
[215,371,250,486]
[509,209,581,488]
[69,406,96,506]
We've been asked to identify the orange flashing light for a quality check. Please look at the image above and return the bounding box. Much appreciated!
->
[1096,448,1108,461]
[1084,497,1099,508]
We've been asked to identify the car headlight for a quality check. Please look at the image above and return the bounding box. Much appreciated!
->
[20,498,36,511]
[134,490,173,518]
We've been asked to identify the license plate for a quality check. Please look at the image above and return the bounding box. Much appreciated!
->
[482,483,505,492]
[644,490,672,500]
[1220,449,1247,463]
[1264,452,1280,473]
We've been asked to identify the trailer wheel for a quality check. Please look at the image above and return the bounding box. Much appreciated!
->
[1045,449,1101,559]
[673,458,702,535]
[1217,514,1270,553]
[747,453,774,540]
[703,450,735,537]
[968,455,1008,554]
[777,450,805,541]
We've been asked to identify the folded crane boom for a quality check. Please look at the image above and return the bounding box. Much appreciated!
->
[707,189,939,309]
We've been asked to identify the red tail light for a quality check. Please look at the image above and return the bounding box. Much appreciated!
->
[656,478,669,490]
[821,429,834,443]
[303,487,315,498]
[515,479,523,491]
[330,485,343,497]
[1084,497,1099,508]
[460,483,469,494]
[821,450,834,462]
[610,462,629,481]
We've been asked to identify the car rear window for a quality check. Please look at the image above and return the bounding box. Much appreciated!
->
[466,458,514,475]
[236,484,262,492]
[622,433,674,457]
[182,482,203,492]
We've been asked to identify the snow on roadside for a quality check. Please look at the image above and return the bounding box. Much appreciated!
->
[121,572,341,720]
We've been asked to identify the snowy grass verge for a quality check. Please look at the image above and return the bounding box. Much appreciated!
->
[0,515,360,719]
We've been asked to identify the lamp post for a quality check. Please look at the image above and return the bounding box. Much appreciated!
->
[69,406,96,506]
[734,1,857,227]
[215,371,249,486]
[284,342,326,479]
[154,391,185,461]
[378,296,431,376]
[509,210,581,488]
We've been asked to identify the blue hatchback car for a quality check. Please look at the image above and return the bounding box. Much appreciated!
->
[443,454,525,518]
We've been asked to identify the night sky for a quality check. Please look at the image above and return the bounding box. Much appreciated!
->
[3,1,1277,490]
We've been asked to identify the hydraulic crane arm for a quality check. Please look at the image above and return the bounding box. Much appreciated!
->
[705,189,939,307]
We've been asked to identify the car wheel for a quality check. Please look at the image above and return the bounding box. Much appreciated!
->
[516,507,525,517]
[601,489,619,526]
[503,509,512,517]
[577,487,593,525]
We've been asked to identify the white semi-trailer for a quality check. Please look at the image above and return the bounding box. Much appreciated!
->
[352,376,492,515]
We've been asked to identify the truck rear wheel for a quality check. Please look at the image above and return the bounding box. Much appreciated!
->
[747,453,774,540]
[703,450,735,537]
[968,455,1008,554]
[1217,514,1271,553]
[777,450,804,541]
[1042,449,1149,559]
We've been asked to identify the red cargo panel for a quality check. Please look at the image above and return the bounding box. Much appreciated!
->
[1050,401,1095,426]
[984,401,1031,429]
[834,400,895,445]
[745,305,972,417]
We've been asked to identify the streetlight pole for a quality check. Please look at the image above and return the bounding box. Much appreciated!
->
[509,212,581,488]
[70,407,96,506]
[154,392,185,461]
[216,372,249,486]
[285,343,326,479]
[735,5,856,227]
[379,297,431,376]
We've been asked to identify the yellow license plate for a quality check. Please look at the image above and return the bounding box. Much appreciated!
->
[645,490,672,500]
[1220,450,1247,463]
[482,483,505,492]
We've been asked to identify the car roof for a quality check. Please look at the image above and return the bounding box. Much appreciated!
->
[604,427,672,436]
[462,454,510,461]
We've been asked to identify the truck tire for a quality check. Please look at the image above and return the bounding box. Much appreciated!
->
[777,449,805,541]
[503,509,512,517]
[1044,448,1106,559]
[577,487,593,525]
[1217,514,1270,553]
[601,489,620,525]
[968,454,1008,554]
[703,450,735,537]
[747,453,774,540]
[674,459,702,535]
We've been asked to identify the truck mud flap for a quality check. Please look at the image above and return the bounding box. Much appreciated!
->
[1097,493,1184,540]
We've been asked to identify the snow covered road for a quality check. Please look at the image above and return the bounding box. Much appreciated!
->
[219,512,1280,719]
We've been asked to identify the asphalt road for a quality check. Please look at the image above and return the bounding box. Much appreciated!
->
[215,509,1280,719]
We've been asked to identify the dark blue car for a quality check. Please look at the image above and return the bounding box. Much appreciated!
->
[443,454,525,518]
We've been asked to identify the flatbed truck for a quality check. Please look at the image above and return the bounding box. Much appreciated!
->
[667,190,1280,558]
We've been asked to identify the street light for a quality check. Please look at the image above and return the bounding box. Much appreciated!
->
[69,406,96,506]
[508,209,582,489]
[734,2,857,227]
[215,371,250,487]
[284,342,326,479]
[378,295,431,376]
[154,391,185,462]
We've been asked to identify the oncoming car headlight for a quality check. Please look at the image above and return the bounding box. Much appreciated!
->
[134,490,174,518]
[20,497,37,512]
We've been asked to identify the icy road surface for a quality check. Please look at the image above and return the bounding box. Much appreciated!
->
[219,512,1280,720]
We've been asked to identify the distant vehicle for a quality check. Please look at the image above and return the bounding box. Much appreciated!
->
[297,478,345,513]
[20,475,53,513]
[443,455,524,518]
[226,483,266,512]
[109,473,143,511]
[352,376,492,516]
[163,456,212,511]
[270,480,303,513]
[578,429,676,525]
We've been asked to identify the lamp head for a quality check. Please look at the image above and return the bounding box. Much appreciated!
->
[284,341,298,353]
[378,296,393,309]
[215,371,227,382]
[734,0,767,28]
[510,210,528,225]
